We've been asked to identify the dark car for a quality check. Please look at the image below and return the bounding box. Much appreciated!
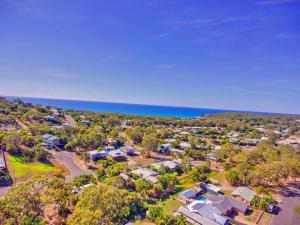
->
[267,204,280,215]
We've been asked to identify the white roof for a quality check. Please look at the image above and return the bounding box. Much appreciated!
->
[180,142,191,148]
[206,184,221,193]
[107,150,125,158]
[131,168,158,178]
[165,138,176,143]
[152,161,178,170]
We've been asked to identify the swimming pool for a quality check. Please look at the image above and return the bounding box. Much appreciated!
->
[195,196,207,201]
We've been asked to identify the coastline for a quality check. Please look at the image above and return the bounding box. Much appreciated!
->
[5,96,276,118]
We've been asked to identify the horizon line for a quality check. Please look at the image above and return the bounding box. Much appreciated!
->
[3,95,295,116]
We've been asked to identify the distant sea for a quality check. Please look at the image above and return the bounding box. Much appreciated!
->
[6,96,270,118]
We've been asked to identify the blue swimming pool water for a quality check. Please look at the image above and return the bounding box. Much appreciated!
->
[196,196,207,201]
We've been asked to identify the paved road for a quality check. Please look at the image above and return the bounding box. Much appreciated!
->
[0,151,94,196]
[0,185,12,196]
[51,151,94,182]
[271,197,300,225]
[271,185,300,225]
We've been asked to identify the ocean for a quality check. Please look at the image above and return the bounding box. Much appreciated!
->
[7,96,269,118]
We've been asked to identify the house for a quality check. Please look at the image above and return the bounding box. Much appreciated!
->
[0,150,6,170]
[62,122,73,128]
[50,108,60,116]
[172,159,182,165]
[121,120,132,127]
[179,189,198,203]
[183,194,248,225]
[104,146,115,152]
[244,138,261,145]
[104,138,118,147]
[80,119,90,127]
[44,115,59,124]
[206,194,248,215]
[195,204,229,225]
[131,168,159,184]
[107,150,127,161]
[202,184,221,195]
[207,153,218,162]
[125,146,135,156]
[170,148,185,155]
[229,138,240,144]
[89,150,106,161]
[159,143,171,153]
[164,138,176,143]
[179,142,191,149]
[42,134,61,148]
[232,187,255,204]
[174,206,220,225]
[152,160,179,172]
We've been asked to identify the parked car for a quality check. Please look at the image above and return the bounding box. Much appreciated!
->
[267,204,280,215]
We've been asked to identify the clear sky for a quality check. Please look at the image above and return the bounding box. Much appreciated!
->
[0,0,299,114]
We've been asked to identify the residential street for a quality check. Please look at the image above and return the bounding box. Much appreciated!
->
[50,151,94,182]
[271,197,300,225]
[271,184,300,225]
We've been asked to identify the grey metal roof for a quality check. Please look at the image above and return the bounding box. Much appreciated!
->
[42,134,52,139]
[197,204,223,222]
[175,206,219,225]
[232,187,255,202]
[207,194,248,214]
[180,189,197,199]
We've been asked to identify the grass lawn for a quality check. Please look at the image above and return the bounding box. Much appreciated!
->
[7,154,60,180]
[134,220,155,225]
[208,170,225,185]
[220,189,232,197]
[158,197,184,215]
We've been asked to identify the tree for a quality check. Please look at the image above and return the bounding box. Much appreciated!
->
[125,128,143,144]
[0,176,71,225]
[135,179,153,199]
[215,143,241,161]
[67,184,135,225]
[175,215,191,225]
[0,170,10,183]
[259,196,272,210]
[73,174,95,187]
[142,134,158,158]
[158,172,178,191]
[251,195,261,208]
[226,170,241,186]
[188,166,209,182]
[95,168,106,182]
[147,206,165,223]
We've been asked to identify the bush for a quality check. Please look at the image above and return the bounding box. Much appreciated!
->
[72,174,95,187]
[0,170,10,183]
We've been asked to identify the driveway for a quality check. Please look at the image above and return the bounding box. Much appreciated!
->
[50,151,94,182]
[271,197,300,225]
[0,185,12,197]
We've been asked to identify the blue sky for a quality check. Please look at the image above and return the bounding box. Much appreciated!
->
[0,0,299,114]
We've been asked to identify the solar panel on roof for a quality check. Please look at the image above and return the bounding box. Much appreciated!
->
[192,203,205,211]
